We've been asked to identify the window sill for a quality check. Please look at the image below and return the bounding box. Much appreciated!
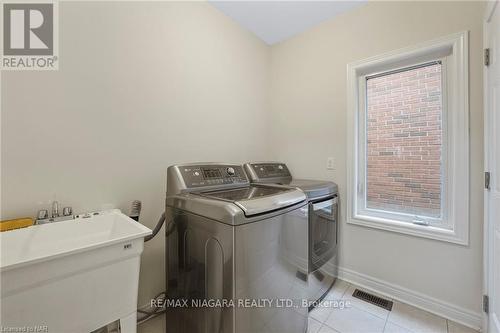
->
[347,214,468,245]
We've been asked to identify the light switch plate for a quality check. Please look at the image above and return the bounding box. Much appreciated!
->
[327,157,335,170]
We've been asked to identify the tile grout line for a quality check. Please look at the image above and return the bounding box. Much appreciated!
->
[316,282,351,333]
[342,295,390,322]
[323,281,392,333]
[342,281,392,332]
[382,313,389,333]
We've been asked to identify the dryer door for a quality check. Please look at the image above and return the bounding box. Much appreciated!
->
[309,196,338,272]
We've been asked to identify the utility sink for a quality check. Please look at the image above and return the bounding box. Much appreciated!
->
[0,209,151,333]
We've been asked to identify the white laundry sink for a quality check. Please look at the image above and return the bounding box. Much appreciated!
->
[0,209,151,333]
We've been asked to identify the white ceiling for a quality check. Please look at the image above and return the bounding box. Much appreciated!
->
[209,1,367,45]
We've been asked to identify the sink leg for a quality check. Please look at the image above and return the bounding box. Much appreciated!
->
[119,312,137,333]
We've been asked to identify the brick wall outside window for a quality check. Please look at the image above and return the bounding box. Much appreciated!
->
[366,63,443,218]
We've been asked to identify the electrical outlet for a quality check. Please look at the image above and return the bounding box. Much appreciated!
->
[327,157,335,170]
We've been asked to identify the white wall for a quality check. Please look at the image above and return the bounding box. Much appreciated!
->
[270,0,484,319]
[0,1,271,305]
[1,0,486,325]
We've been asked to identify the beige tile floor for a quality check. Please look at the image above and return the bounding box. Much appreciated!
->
[137,280,479,333]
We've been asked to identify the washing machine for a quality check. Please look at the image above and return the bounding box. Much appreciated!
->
[165,163,309,333]
[244,162,339,310]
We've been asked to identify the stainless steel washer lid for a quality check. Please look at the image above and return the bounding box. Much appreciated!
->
[196,184,306,217]
[287,179,338,200]
[166,185,306,225]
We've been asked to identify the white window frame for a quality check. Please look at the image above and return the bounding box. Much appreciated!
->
[346,31,469,245]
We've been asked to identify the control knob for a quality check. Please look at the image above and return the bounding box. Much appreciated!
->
[226,167,235,176]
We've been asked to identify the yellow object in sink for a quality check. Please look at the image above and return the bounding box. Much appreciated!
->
[0,218,33,232]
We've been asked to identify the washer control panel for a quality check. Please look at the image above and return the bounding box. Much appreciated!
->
[179,164,248,188]
[248,163,291,179]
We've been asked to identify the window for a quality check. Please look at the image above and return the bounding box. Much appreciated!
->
[347,32,469,244]
[365,62,444,223]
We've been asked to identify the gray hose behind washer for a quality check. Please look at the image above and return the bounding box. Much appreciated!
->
[145,212,165,242]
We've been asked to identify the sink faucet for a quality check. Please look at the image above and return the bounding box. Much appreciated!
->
[36,201,73,225]
[52,201,59,218]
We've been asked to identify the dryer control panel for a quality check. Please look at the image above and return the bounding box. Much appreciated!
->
[244,162,292,182]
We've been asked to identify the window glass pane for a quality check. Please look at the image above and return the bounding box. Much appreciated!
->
[365,63,443,219]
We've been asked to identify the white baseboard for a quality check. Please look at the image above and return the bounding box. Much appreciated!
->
[336,266,482,331]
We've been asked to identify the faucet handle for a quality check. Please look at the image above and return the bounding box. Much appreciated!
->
[63,207,73,216]
[37,209,49,220]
